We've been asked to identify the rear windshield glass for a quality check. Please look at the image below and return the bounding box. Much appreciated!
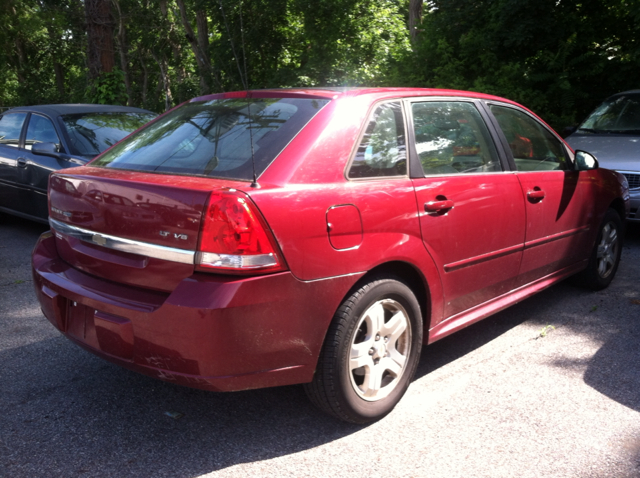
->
[91,97,329,180]
[62,112,157,158]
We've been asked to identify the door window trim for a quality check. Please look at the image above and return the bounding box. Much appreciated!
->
[480,101,575,172]
[346,99,410,181]
[404,97,511,178]
[0,111,30,150]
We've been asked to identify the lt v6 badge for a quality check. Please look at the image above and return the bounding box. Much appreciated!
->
[159,231,188,240]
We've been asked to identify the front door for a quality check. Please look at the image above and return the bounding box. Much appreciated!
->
[409,100,526,321]
[488,104,593,286]
[20,113,67,219]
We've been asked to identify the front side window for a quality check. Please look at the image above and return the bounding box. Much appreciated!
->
[412,101,501,175]
[349,102,406,178]
[490,105,569,171]
[92,98,328,180]
[0,113,27,148]
[25,114,61,151]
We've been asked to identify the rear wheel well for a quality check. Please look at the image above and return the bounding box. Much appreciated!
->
[352,261,430,330]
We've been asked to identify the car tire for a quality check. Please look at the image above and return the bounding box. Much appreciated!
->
[304,276,423,424]
[577,208,623,291]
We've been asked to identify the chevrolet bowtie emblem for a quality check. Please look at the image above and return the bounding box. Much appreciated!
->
[92,234,107,246]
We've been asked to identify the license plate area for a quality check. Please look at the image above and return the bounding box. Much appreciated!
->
[66,302,100,350]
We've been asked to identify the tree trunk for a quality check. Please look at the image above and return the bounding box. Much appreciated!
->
[53,63,66,98]
[175,0,210,94]
[151,50,173,111]
[196,9,209,64]
[14,38,26,83]
[408,0,423,44]
[139,53,149,109]
[171,41,188,101]
[112,0,132,105]
[85,0,115,79]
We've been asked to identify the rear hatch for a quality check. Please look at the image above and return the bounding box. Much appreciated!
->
[47,92,330,292]
[49,168,245,292]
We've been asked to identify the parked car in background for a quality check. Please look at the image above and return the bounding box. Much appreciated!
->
[566,90,639,221]
[0,104,156,223]
[32,88,628,424]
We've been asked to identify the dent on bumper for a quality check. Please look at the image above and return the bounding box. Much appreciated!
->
[32,232,360,392]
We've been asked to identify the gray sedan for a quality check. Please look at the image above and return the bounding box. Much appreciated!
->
[566,90,640,222]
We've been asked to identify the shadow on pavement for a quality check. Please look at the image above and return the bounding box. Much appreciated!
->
[0,335,363,477]
[2,214,639,477]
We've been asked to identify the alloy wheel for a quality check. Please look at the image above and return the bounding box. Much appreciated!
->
[349,298,411,401]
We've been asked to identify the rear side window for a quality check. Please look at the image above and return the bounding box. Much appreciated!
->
[92,98,329,180]
[490,105,569,171]
[0,113,27,148]
[349,102,406,178]
[412,101,501,175]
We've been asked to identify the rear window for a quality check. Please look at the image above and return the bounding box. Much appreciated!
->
[62,112,157,158]
[91,97,329,180]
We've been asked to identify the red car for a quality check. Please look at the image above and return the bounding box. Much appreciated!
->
[32,88,629,423]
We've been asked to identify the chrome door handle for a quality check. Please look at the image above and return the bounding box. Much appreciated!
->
[17,157,27,168]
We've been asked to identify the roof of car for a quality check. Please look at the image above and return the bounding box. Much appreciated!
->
[190,87,520,106]
[610,89,640,98]
[6,104,156,116]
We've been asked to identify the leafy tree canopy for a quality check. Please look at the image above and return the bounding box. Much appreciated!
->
[0,0,638,129]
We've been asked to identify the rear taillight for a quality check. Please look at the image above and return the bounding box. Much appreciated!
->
[196,190,286,274]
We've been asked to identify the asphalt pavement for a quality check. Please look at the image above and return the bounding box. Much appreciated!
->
[1,211,639,478]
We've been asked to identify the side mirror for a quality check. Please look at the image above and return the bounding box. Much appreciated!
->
[32,142,62,159]
[575,150,599,171]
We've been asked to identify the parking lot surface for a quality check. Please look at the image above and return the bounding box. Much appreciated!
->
[1,212,639,478]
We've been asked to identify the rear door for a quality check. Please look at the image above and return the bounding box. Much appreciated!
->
[408,99,526,321]
[487,104,593,286]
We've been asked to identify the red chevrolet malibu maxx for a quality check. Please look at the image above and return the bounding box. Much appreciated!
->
[32,88,629,423]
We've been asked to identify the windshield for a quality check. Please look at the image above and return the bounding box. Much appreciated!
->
[91,97,329,180]
[62,112,157,158]
[579,94,640,134]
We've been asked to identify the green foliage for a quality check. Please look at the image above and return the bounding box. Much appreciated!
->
[208,0,410,90]
[537,324,556,339]
[1,0,639,128]
[88,70,128,105]
[395,0,640,130]
[0,0,85,106]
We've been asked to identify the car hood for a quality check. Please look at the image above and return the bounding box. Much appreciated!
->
[566,134,640,171]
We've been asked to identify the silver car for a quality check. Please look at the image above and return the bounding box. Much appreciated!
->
[566,90,640,221]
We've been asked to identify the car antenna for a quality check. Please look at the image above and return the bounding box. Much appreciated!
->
[219,0,257,187]
[239,1,258,188]
[247,99,258,188]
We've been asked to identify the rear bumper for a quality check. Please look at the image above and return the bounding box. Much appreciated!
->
[32,231,361,392]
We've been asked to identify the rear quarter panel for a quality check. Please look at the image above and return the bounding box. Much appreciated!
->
[250,95,445,326]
